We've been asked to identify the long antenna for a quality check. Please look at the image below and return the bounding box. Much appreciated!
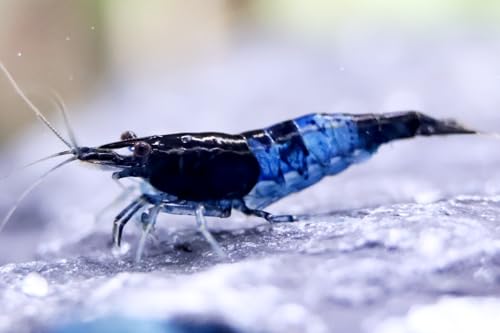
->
[479,132,500,140]
[0,156,77,234]
[0,62,73,149]
[0,150,73,181]
[49,89,80,151]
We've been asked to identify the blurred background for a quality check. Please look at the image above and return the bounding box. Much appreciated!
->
[1,0,500,143]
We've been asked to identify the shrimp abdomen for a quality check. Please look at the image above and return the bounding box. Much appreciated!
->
[242,111,475,209]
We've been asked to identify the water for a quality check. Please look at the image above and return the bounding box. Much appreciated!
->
[0,35,499,333]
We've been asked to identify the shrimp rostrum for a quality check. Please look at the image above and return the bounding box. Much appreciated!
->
[0,64,478,260]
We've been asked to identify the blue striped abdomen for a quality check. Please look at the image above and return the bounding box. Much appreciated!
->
[241,113,378,209]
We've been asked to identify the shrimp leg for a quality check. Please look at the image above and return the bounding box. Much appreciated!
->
[194,204,226,258]
[112,196,147,247]
[234,200,297,223]
[136,204,162,262]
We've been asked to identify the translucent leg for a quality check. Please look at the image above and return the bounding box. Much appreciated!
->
[135,205,161,263]
[195,204,226,258]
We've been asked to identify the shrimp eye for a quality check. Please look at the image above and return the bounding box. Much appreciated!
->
[121,130,137,141]
[133,141,151,158]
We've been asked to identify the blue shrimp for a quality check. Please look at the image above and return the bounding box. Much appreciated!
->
[0,63,477,260]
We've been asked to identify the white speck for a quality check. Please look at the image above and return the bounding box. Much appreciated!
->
[181,135,192,143]
[68,74,74,81]
[65,36,71,41]
[339,66,345,71]
[374,297,500,333]
[417,232,444,257]
[387,228,405,246]
[414,190,441,204]
[91,26,95,30]
[112,242,130,256]
[17,52,22,57]
[21,272,49,297]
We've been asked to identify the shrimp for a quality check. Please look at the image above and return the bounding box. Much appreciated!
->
[0,62,478,261]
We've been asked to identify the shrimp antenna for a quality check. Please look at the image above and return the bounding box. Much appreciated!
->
[479,132,500,140]
[0,62,73,150]
[0,156,77,234]
[0,150,73,181]
[49,89,80,151]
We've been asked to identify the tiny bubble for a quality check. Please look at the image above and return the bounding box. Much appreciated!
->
[68,75,74,81]
[65,36,71,41]
[339,66,345,71]
[17,52,22,57]
[90,26,95,30]
[21,272,49,297]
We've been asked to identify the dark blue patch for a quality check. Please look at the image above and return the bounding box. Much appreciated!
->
[245,130,285,184]
[243,113,380,208]
[48,316,239,333]
[295,114,364,173]
[266,120,309,177]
